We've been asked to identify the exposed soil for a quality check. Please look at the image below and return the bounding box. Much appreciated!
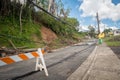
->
[41,26,58,43]
[110,47,120,59]
[0,26,80,57]
[0,26,58,57]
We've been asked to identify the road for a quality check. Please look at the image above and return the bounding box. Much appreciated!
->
[0,40,97,80]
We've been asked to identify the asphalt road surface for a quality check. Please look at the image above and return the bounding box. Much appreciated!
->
[0,40,96,80]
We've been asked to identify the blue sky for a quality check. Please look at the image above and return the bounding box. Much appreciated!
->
[62,0,120,31]
[112,0,120,5]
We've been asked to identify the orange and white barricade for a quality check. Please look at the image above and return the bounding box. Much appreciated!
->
[0,48,48,76]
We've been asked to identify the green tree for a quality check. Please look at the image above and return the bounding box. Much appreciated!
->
[103,28,112,36]
[88,25,96,38]
[65,18,79,32]
[0,0,11,16]
[104,28,111,34]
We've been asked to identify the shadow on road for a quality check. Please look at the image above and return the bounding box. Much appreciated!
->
[11,71,40,80]
[10,44,95,80]
[110,47,120,59]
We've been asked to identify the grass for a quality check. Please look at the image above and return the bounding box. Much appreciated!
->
[105,35,120,47]
[0,21,42,48]
[0,12,86,49]
[106,41,120,47]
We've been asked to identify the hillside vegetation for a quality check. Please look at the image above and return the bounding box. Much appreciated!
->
[0,0,86,49]
[105,35,120,47]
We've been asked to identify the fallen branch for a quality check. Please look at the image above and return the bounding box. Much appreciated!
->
[8,39,17,50]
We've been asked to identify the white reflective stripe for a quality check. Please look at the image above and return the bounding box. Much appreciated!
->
[10,55,22,62]
[0,60,7,66]
[36,51,40,56]
[25,53,34,59]
[37,49,41,55]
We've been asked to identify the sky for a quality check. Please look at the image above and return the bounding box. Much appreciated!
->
[62,0,120,32]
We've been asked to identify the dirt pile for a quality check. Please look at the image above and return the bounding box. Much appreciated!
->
[41,27,58,43]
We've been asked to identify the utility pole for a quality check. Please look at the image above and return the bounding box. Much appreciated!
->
[96,12,100,34]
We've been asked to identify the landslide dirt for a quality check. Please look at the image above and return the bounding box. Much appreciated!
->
[41,26,58,43]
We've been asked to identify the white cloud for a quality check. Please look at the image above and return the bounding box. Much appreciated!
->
[79,23,117,32]
[79,25,89,32]
[99,23,118,32]
[79,22,118,32]
[99,23,108,32]
[79,0,120,21]
[109,26,118,30]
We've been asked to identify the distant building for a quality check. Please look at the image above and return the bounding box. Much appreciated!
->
[113,29,120,36]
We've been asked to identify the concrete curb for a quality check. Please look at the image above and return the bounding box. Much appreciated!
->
[67,46,97,80]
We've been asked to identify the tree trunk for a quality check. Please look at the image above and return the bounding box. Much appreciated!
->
[48,0,53,12]
[20,5,23,34]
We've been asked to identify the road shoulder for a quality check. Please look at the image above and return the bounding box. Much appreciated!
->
[67,43,120,80]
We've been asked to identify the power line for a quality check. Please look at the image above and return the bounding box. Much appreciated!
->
[28,0,73,27]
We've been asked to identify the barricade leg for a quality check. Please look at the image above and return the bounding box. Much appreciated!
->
[35,48,48,76]
[35,57,39,71]
[35,57,43,71]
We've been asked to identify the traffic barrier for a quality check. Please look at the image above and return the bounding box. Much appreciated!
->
[0,48,48,76]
